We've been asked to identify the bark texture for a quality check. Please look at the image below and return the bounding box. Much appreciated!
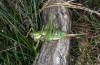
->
[33,0,71,65]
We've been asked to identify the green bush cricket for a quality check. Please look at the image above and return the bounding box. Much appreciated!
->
[27,28,87,42]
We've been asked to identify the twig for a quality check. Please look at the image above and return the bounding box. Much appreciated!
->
[39,1,100,16]
[39,0,51,12]
[0,42,19,53]
[0,46,18,53]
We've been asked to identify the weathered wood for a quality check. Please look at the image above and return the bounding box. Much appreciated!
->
[33,0,71,65]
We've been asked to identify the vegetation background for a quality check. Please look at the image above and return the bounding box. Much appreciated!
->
[0,0,100,65]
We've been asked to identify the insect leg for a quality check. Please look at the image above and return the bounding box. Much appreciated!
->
[26,28,34,37]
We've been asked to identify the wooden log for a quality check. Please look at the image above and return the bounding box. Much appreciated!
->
[33,0,71,65]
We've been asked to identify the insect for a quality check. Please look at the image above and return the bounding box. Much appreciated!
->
[27,28,87,42]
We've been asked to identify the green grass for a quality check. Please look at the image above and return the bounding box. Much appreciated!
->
[0,0,100,65]
[0,0,41,65]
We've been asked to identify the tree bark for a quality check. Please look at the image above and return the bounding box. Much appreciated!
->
[33,0,71,65]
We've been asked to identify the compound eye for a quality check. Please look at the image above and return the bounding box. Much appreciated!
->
[39,35,44,41]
